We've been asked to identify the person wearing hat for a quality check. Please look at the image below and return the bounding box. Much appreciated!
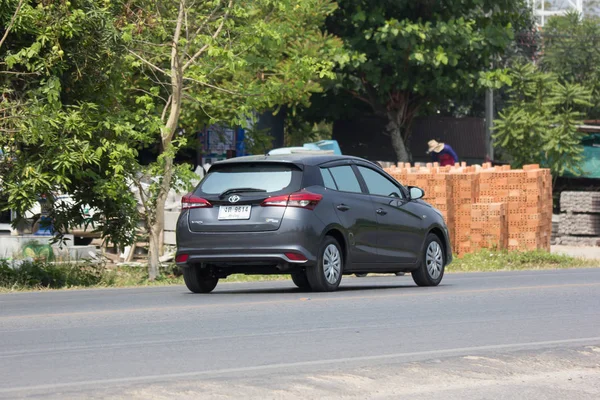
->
[427,139,459,166]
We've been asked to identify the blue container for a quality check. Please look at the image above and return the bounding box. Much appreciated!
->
[310,140,342,155]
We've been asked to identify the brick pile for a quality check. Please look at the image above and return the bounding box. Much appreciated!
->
[470,203,507,252]
[385,163,552,256]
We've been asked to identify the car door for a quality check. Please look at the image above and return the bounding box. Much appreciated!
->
[355,165,425,264]
[319,163,379,266]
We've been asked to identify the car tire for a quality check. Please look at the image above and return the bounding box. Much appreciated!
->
[306,236,343,292]
[291,272,311,290]
[355,273,368,277]
[182,265,219,293]
[412,234,445,287]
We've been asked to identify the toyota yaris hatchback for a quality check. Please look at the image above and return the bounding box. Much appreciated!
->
[176,154,452,293]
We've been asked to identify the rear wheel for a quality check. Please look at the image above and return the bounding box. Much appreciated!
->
[412,234,445,287]
[183,265,219,293]
[291,272,311,290]
[306,236,343,292]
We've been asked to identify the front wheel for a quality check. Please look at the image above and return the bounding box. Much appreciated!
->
[182,265,219,293]
[412,234,445,287]
[306,236,343,292]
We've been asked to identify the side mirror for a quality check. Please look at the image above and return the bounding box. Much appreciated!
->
[409,186,424,200]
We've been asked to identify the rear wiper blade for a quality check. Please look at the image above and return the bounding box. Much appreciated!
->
[219,187,267,199]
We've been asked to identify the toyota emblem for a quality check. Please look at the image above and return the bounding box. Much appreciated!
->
[228,195,240,203]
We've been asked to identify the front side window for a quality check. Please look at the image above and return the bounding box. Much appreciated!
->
[357,166,403,198]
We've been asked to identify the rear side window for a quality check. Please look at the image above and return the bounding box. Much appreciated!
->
[199,163,299,195]
[320,168,337,190]
[328,166,362,193]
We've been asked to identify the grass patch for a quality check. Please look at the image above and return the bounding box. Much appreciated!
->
[0,259,291,292]
[449,250,597,273]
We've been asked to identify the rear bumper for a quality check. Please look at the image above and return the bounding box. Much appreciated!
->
[176,249,314,267]
[176,208,324,268]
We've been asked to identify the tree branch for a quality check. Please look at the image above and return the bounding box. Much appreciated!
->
[133,178,150,217]
[182,0,233,72]
[127,49,168,75]
[183,94,217,120]
[344,88,372,106]
[133,88,168,104]
[182,76,241,95]
[0,70,40,76]
[171,0,185,76]
[161,95,172,122]
[192,0,223,39]
[0,0,25,51]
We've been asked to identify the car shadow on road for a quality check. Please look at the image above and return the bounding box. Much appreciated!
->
[208,283,436,295]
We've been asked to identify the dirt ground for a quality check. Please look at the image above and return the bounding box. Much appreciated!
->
[65,345,600,400]
[551,245,600,260]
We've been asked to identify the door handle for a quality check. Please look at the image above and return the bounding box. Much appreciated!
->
[376,208,387,215]
[336,204,350,212]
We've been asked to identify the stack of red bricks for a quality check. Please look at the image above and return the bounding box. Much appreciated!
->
[470,203,507,252]
[384,162,552,256]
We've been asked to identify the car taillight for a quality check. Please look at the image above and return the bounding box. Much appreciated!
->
[181,194,212,210]
[175,254,189,263]
[261,191,323,210]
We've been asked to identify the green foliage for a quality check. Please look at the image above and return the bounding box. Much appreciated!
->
[309,0,533,160]
[242,126,274,156]
[493,62,592,178]
[120,0,343,126]
[285,119,332,147]
[1,0,139,246]
[541,12,600,119]
[0,259,109,289]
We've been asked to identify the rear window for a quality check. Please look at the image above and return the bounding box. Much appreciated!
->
[198,163,299,195]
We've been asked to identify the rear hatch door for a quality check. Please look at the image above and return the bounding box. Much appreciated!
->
[187,162,303,233]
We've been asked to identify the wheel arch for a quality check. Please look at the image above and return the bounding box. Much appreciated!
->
[427,225,452,264]
[321,225,348,265]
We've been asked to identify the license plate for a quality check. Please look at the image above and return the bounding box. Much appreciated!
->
[218,205,252,220]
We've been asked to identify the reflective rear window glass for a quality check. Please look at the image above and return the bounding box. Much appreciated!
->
[199,164,296,195]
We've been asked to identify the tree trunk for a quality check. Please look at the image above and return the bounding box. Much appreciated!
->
[387,118,410,163]
[147,224,161,280]
[146,0,185,280]
[147,132,177,280]
[381,92,420,163]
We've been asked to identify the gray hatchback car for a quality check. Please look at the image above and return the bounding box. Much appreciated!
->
[176,154,452,293]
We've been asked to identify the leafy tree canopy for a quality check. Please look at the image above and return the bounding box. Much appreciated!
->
[308,0,533,161]
[493,62,592,179]
[1,0,139,245]
[541,11,600,118]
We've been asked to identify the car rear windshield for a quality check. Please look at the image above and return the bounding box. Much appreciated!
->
[198,163,300,195]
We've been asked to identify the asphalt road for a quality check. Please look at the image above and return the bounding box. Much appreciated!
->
[1,269,600,399]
